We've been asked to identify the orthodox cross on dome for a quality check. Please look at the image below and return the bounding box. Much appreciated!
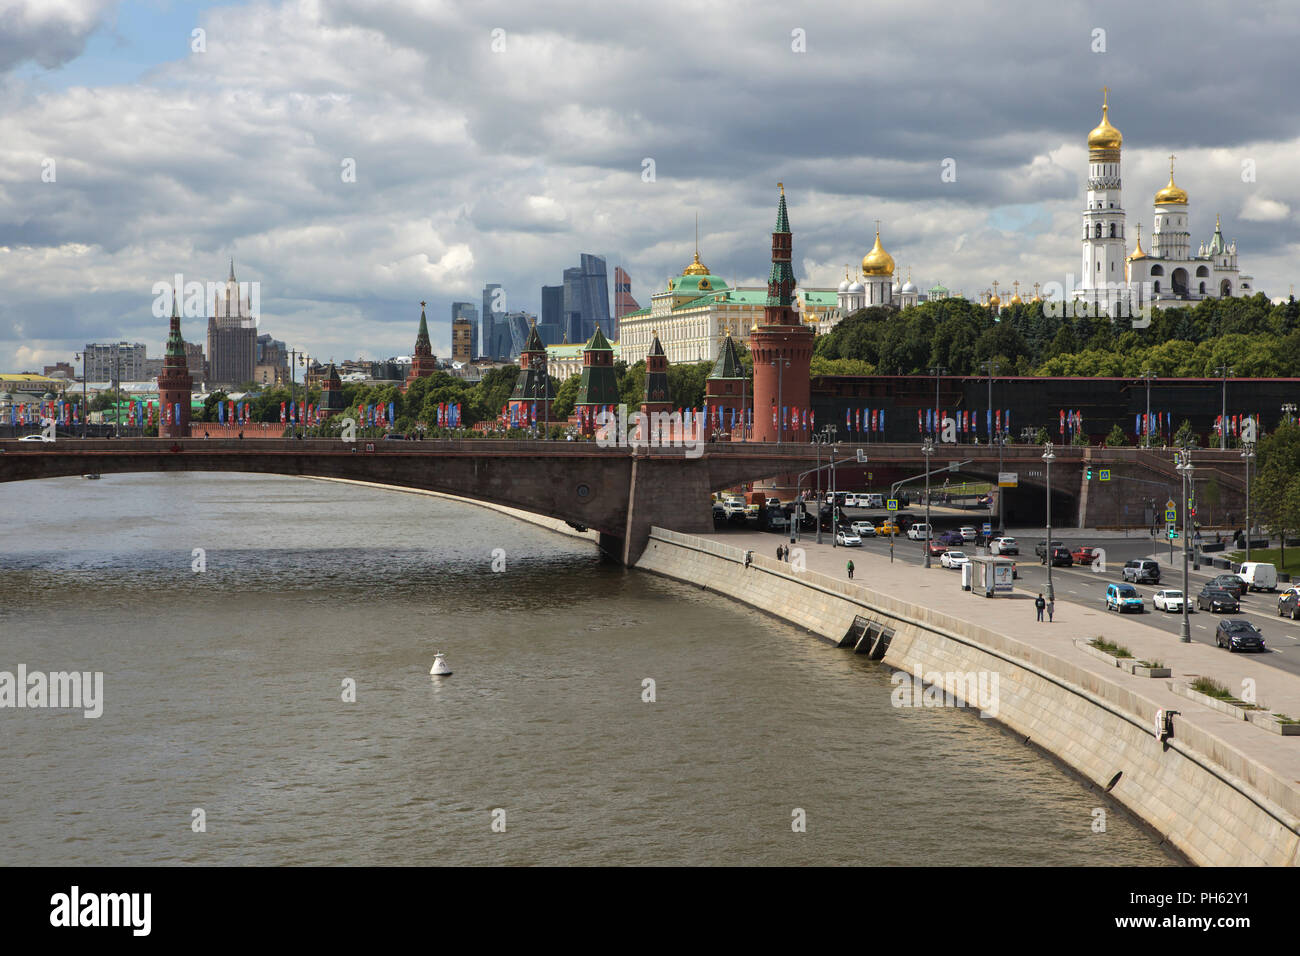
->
[1102,86,1109,110]
[1169,154,1176,176]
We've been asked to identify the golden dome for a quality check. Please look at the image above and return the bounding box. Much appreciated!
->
[1127,222,1148,260]
[988,294,1001,307]
[861,227,895,277]
[1087,89,1122,151]
[682,251,710,276]
[1154,155,1188,205]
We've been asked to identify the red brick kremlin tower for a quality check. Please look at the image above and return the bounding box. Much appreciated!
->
[158,292,193,438]
[750,183,813,443]
[405,301,439,390]
[705,328,748,437]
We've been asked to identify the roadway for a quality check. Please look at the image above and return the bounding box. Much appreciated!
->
[771,508,1300,678]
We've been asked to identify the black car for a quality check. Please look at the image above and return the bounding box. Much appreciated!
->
[1215,619,1266,652]
[1197,587,1239,613]
[1278,591,1300,620]
[1049,547,1073,567]
[1209,574,1246,599]
[1034,539,1065,560]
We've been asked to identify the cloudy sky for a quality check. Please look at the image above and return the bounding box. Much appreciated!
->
[2,0,1297,373]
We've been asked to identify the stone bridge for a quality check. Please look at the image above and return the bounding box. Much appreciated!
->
[0,438,1253,560]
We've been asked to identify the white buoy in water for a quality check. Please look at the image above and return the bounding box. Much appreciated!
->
[429,653,453,676]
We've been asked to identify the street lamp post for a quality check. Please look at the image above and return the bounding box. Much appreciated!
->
[1283,403,1297,427]
[75,352,88,438]
[1176,447,1194,642]
[1140,369,1155,448]
[923,437,935,567]
[1242,441,1255,561]
[1043,441,1056,603]
[981,360,1005,530]
[1214,365,1233,449]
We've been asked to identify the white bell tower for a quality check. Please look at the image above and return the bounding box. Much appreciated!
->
[1075,88,1128,311]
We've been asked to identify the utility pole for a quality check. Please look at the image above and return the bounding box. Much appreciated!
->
[923,437,935,567]
[1176,446,1194,642]
[1242,441,1255,561]
[1214,365,1233,449]
[1043,441,1056,603]
[982,359,1004,532]
[930,366,947,438]
[771,358,790,443]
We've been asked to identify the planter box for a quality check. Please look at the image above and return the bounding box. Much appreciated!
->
[1131,664,1172,678]
[1171,682,1259,721]
[1075,639,1132,669]
[1247,711,1300,736]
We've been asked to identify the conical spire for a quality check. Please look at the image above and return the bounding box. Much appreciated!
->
[415,300,432,356]
[522,316,545,352]
[166,292,186,357]
[648,329,665,357]
[710,330,745,380]
[586,323,612,351]
[228,258,236,282]
[774,182,790,233]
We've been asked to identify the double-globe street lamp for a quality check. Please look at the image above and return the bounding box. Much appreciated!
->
[1241,441,1255,561]
[1043,441,1056,602]
[1175,447,1194,642]
[922,437,935,568]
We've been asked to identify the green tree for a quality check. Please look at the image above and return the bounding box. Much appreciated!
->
[1255,422,1300,566]
[1104,423,1128,447]
[1173,418,1198,448]
[551,374,581,420]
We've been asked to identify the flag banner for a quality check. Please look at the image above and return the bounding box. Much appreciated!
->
[1059,409,1065,434]
[875,409,879,432]
[918,409,923,433]
[846,408,851,429]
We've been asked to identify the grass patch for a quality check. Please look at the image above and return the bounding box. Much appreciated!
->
[1224,546,1300,574]
[1143,660,1166,670]
[1090,638,1134,659]
[1273,713,1299,724]
[1191,676,1232,699]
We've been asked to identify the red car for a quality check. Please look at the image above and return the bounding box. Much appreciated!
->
[927,541,947,557]
[1071,546,1100,567]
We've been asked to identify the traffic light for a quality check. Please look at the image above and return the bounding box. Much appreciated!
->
[1190,506,1197,517]
[1086,467,1093,480]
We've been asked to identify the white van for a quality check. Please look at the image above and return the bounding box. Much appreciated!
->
[1237,562,1278,592]
[864,493,884,508]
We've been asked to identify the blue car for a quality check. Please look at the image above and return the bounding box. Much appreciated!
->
[1105,583,1145,613]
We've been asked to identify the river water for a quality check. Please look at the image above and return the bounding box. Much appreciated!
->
[0,473,1177,865]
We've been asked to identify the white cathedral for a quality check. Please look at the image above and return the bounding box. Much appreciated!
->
[835,226,920,312]
[1073,90,1256,313]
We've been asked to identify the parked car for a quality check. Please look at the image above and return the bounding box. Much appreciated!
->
[1153,589,1185,612]
[989,536,1018,555]
[1071,546,1100,567]
[1215,619,1266,653]
[1197,587,1239,613]
[1121,559,1161,584]
[939,530,965,546]
[906,522,931,541]
[1277,591,1300,620]
[850,521,877,537]
[835,530,862,547]
[1049,547,1073,567]
[1208,574,1246,600]
[1034,539,1065,560]
[940,550,970,569]
[1237,562,1278,592]
[958,526,977,542]
[1105,583,1145,613]
[864,494,885,508]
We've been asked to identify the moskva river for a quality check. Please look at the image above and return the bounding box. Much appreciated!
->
[1,473,1177,865]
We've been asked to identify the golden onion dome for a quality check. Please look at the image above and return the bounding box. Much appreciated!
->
[1154,156,1188,205]
[1087,90,1122,151]
[1127,222,1148,260]
[682,251,710,275]
[1011,293,1023,305]
[988,293,1001,307]
[861,227,895,277]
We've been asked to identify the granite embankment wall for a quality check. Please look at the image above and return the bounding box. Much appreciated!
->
[306,476,601,544]
[636,528,1300,867]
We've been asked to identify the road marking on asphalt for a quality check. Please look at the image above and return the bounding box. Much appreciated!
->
[1196,625,1207,629]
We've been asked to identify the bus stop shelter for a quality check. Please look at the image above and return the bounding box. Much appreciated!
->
[968,555,1016,598]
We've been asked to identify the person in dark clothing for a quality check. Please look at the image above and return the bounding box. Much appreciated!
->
[1035,593,1046,621]
[776,545,784,561]
[847,559,855,580]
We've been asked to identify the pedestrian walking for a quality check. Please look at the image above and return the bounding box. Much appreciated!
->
[1035,593,1045,621]
[847,559,855,580]
[744,550,752,569]
[1046,598,1055,623]
[776,545,784,561]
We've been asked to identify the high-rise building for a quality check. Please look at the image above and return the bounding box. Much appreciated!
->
[613,266,640,322]
[184,342,206,384]
[157,293,193,439]
[451,302,479,359]
[481,283,502,359]
[206,261,256,387]
[539,284,564,347]
[83,342,147,382]
[503,311,537,358]
[452,314,473,363]
[562,254,611,344]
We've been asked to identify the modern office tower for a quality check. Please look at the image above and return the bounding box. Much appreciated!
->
[451,302,480,359]
[481,283,502,358]
[539,284,564,346]
[452,314,474,363]
[613,266,640,322]
[562,254,612,344]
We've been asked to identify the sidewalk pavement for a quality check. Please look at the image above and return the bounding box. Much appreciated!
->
[703,529,1300,792]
